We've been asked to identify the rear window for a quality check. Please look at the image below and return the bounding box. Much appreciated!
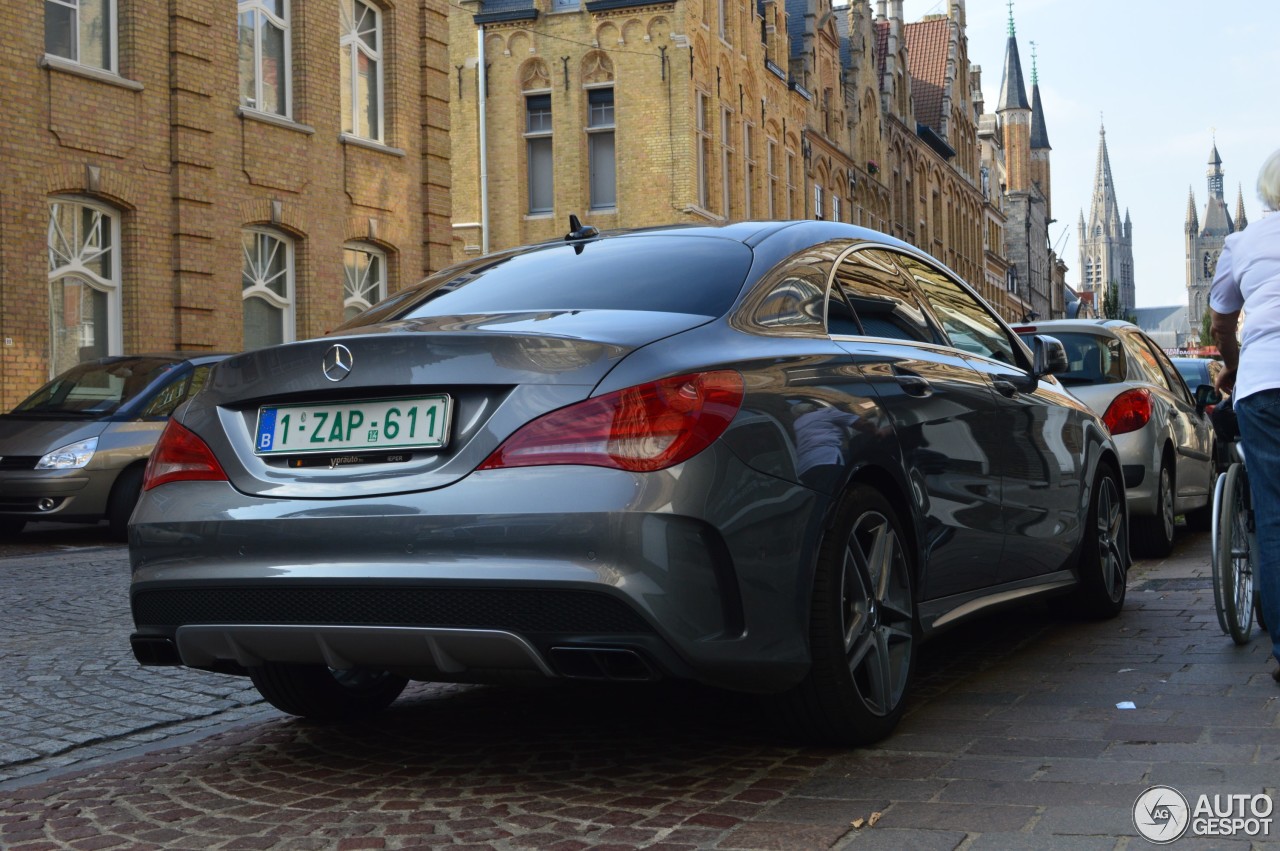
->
[339,236,754,329]
[1018,331,1125,386]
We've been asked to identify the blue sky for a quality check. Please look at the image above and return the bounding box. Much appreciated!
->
[947,0,1280,307]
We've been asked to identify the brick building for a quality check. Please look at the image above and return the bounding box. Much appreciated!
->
[448,0,1035,321]
[0,0,451,407]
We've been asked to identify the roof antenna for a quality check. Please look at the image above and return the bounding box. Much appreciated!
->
[566,214,599,242]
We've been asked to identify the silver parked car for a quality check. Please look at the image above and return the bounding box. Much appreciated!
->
[1015,320,1215,556]
[129,221,1127,745]
[0,353,228,540]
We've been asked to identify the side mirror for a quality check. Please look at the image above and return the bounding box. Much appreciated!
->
[1033,334,1069,377]
[1194,383,1219,416]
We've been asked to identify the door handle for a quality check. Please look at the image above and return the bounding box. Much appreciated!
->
[895,374,932,397]
[993,380,1019,398]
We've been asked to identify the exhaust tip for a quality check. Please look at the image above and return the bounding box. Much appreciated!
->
[130,634,182,666]
[549,646,658,682]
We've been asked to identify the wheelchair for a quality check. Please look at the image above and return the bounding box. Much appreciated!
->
[1211,438,1257,644]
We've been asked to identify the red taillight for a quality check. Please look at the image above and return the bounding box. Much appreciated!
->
[143,420,228,490]
[478,371,745,472]
[1102,388,1152,436]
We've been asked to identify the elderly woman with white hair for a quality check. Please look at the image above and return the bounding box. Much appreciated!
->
[1210,147,1280,685]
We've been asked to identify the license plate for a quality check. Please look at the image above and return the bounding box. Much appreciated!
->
[254,395,451,455]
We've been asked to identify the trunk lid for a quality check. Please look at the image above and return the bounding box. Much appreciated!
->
[184,310,712,498]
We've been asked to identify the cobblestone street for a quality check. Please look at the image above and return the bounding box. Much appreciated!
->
[0,528,1277,849]
[0,530,270,786]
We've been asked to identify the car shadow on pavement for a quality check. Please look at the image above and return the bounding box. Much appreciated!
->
[245,599,1068,772]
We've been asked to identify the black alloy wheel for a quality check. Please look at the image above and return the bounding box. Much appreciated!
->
[781,484,916,746]
[1065,463,1128,619]
[1132,461,1175,558]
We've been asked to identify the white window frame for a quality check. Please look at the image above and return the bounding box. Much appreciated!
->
[814,184,824,220]
[47,197,122,377]
[720,107,734,218]
[718,0,731,43]
[766,138,778,219]
[238,0,292,117]
[697,93,712,211]
[786,152,796,218]
[832,193,841,223]
[44,0,117,72]
[343,242,387,322]
[340,0,383,141]
[525,91,554,214]
[742,122,755,219]
[242,227,296,349]
[586,86,616,210]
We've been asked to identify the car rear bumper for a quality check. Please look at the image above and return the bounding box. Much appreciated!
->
[128,446,826,693]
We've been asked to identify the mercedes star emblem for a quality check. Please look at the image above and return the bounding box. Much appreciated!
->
[322,344,354,382]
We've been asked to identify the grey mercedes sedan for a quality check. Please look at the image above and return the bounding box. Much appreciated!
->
[129,220,1127,745]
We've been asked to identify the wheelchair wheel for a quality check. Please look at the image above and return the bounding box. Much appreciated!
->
[1213,463,1256,645]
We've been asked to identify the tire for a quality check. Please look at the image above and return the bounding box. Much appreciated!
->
[107,465,145,542]
[1064,464,1128,619]
[1213,463,1255,645]
[1132,461,1175,558]
[249,663,408,721]
[779,484,916,746]
[0,517,26,538]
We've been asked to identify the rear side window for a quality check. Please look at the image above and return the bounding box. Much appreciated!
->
[751,267,827,332]
[339,236,754,328]
[741,242,844,335]
[1142,338,1192,403]
[1120,330,1170,390]
[832,248,939,343]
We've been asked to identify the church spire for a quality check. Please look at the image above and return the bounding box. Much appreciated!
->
[1081,121,1134,313]
[997,3,1031,193]
[1185,186,1199,233]
[997,17,1030,111]
[1201,139,1233,236]
[1236,183,1249,230]
[1029,55,1050,149]
[1207,140,1225,199]
[1089,123,1120,232]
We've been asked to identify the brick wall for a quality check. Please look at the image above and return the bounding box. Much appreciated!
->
[0,0,447,407]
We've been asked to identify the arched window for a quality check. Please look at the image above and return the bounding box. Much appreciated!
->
[340,0,382,140]
[242,227,295,349]
[47,197,121,376]
[343,242,387,321]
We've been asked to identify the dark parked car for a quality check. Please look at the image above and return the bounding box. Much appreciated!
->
[129,221,1127,745]
[1171,356,1224,412]
[0,353,229,539]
